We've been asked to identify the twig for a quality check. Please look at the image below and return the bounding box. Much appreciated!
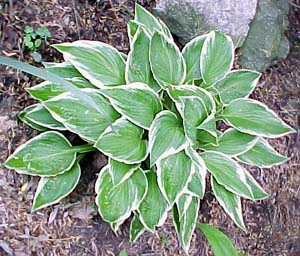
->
[72,0,81,39]
[8,0,13,19]
[289,0,300,8]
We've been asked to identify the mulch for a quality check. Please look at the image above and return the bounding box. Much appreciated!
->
[0,0,299,255]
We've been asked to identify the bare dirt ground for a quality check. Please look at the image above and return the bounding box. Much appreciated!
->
[0,0,299,255]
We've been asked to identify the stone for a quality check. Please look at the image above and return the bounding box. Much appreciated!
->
[153,0,290,71]
[239,0,290,71]
[153,0,258,45]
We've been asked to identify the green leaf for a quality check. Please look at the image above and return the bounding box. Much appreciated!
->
[66,77,96,89]
[24,104,66,130]
[176,194,192,220]
[186,147,207,199]
[27,78,95,102]
[126,27,160,92]
[167,85,216,115]
[32,161,81,211]
[157,18,173,40]
[44,89,120,142]
[95,118,148,164]
[200,151,253,199]
[221,99,295,138]
[43,62,82,78]
[197,114,218,145]
[138,171,169,231]
[109,158,139,186]
[150,32,186,88]
[95,166,147,223]
[174,195,200,254]
[200,31,234,85]
[157,150,193,204]
[0,57,102,119]
[18,105,48,131]
[100,83,162,129]
[53,40,126,87]
[199,128,257,157]
[149,111,188,166]
[130,213,145,243]
[127,20,139,44]
[27,81,68,101]
[182,35,206,83]
[34,39,42,48]
[179,96,209,142]
[24,25,34,34]
[4,131,77,176]
[237,138,288,168]
[214,70,261,104]
[211,176,245,230]
[197,223,239,256]
[135,4,163,35]
[119,249,127,256]
[243,169,268,200]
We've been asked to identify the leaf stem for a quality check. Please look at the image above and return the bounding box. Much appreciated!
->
[72,144,96,153]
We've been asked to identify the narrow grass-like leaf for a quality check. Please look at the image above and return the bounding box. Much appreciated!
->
[214,70,260,104]
[200,31,234,85]
[149,111,188,166]
[53,40,126,87]
[198,223,239,256]
[157,150,193,205]
[0,57,111,122]
[221,99,295,138]
[27,81,69,101]
[95,118,148,164]
[4,131,76,176]
[138,171,169,231]
[211,176,245,230]
[44,89,120,142]
[43,61,82,78]
[32,161,81,211]
[182,35,206,83]
[199,128,258,157]
[237,138,288,168]
[150,32,186,87]
[100,83,162,129]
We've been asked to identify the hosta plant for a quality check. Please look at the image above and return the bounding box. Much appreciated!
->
[1,4,294,254]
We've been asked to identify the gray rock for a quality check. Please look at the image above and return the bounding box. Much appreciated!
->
[239,0,290,71]
[153,0,257,45]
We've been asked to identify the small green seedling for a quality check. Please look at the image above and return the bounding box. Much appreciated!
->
[24,25,51,62]
[0,3,294,255]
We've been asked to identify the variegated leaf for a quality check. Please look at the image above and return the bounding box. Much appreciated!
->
[95,118,148,164]
[100,83,162,129]
[149,111,188,166]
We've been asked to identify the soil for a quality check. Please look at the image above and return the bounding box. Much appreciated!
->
[0,0,299,256]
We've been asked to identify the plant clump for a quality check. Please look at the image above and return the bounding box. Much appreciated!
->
[1,4,294,254]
